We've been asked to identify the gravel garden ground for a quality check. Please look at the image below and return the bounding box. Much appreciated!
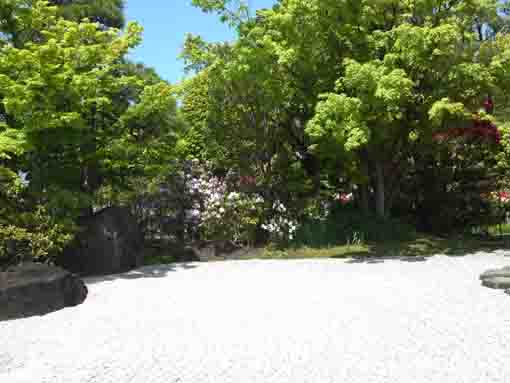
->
[2,252,510,383]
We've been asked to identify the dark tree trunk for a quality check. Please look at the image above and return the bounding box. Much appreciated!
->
[375,161,386,219]
[359,149,370,215]
[359,184,370,215]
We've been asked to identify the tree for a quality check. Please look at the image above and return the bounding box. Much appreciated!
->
[182,2,331,202]
[307,1,509,218]
[49,0,125,28]
[190,0,251,27]
[186,0,510,220]
[0,1,178,264]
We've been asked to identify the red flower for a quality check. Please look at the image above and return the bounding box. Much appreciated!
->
[337,193,353,205]
[432,99,501,144]
[484,97,494,114]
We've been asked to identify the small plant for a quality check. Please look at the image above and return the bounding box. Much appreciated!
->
[262,245,289,259]
[346,231,365,246]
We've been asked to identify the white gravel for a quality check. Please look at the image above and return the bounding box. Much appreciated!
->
[2,252,510,383]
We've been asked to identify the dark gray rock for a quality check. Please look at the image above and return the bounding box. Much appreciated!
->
[480,266,510,289]
[480,266,510,280]
[482,276,510,289]
[0,263,87,321]
[400,256,428,263]
[57,207,144,276]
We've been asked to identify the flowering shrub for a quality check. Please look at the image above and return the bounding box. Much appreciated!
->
[495,191,510,204]
[433,116,501,144]
[261,201,299,243]
[481,191,510,216]
[198,177,265,243]
[178,163,301,244]
[433,98,501,144]
[134,161,304,245]
[481,191,510,205]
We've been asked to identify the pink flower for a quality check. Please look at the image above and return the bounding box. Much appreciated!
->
[498,191,510,203]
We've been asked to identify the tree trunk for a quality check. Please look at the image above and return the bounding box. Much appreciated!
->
[375,162,386,219]
[386,183,399,215]
[0,271,7,289]
[301,152,321,197]
[359,184,370,215]
[359,150,371,215]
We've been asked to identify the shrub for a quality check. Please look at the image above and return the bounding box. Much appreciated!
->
[0,170,75,269]
[293,204,416,248]
[0,206,75,270]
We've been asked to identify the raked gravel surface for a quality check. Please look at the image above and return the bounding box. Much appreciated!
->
[2,252,510,383]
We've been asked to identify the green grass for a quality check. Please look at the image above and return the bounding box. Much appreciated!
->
[143,209,505,265]
[143,234,508,266]
[256,234,506,260]
[488,223,510,236]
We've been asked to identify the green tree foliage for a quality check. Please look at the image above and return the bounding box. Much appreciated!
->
[191,0,250,26]
[0,1,179,265]
[185,0,510,227]
[49,0,125,29]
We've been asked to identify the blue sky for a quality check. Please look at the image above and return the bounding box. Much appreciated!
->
[125,0,276,84]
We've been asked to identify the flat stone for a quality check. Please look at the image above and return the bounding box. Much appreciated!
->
[481,276,510,289]
[479,266,510,280]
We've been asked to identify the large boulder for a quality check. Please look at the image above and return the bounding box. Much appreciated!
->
[0,263,87,321]
[57,207,144,276]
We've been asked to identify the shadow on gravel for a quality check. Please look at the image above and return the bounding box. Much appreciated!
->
[345,256,429,264]
[332,236,508,261]
[83,263,199,285]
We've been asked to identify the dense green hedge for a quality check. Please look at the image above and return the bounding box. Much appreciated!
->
[293,205,416,248]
